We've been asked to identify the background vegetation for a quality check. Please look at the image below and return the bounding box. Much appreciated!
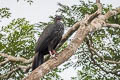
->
[0,0,120,80]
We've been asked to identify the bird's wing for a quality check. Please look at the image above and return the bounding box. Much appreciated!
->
[35,24,56,53]
[47,22,64,51]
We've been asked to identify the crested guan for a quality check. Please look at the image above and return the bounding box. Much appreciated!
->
[32,15,64,70]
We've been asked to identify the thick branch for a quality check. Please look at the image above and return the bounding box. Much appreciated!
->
[89,8,120,30]
[87,1,102,23]
[104,7,120,20]
[0,53,33,64]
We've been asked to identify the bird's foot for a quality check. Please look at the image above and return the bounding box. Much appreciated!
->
[49,51,57,60]
[51,54,56,58]
[52,50,57,54]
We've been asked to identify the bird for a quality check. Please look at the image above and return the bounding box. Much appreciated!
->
[32,15,64,70]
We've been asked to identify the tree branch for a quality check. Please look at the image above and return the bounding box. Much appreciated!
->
[87,0,102,23]
[96,0,100,3]
[104,23,120,28]
[0,53,33,64]
[104,7,120,20]
[0,59,9,66]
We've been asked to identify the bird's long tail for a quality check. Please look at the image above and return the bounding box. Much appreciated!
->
[32,52,43,71]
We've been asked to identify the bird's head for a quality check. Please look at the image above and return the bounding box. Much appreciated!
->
[54,15,63,22]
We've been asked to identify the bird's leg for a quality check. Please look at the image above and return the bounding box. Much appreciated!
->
[52,50,57,55]
[48,45,56,58]
[49,51,55,57]
[48,45,55,57]
[49,50,57,60]
[52,50,57,60]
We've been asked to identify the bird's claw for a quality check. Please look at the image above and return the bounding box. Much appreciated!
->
[50,54,57,60]
[49,50,57,60]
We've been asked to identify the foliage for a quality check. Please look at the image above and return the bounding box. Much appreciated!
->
[17,0,33,5]
[0,8,11,20]
[0,0,120,80]
[41,68,63,80]
[0,18,36,80]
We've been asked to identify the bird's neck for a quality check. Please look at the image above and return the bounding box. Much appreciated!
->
[55,20,61,24]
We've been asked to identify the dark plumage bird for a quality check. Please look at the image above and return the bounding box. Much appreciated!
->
[32,15,64,70]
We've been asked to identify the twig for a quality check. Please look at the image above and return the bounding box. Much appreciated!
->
[104,23,120,28]
[0,59,9,66]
